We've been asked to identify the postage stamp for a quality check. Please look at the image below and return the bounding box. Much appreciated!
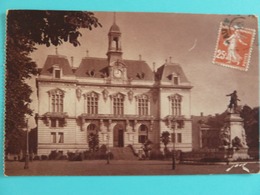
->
[213,22,256,71]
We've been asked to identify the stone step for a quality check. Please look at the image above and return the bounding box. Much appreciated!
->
[110,147,137,160]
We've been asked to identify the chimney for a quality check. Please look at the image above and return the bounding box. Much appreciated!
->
[55,47,58,55]
[139,54,142,61]
[86,50,89,57]
[200,112,203,117]
[71,56,74,68]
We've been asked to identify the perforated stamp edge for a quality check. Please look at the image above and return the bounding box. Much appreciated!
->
[212,22,256,71]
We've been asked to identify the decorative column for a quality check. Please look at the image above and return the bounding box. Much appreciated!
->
[99,119,108,146]
[108,119,116,147]
[125,120,134,146]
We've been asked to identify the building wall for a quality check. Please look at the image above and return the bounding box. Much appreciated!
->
[37,73,192,155]
[157,87,192,152]
[37,79,162,155]
[37,80,192,155]
[159,88,191,119]
[38,82,77,117]
[37,118,88,155]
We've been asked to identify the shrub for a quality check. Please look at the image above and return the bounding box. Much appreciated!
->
[99,144,107,153]
[175,150,182,161]
[41,155,48,160]
[150,150,164,160]
[48,150,64,160]
[83,150,92,160]
[49,150,58,160]
[67,152,83,161]
[33,155,40,160]
[83,148,114,160]
[60,155,68,160]
[164,148,172,159]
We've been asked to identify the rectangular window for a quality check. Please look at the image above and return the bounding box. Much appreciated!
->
[58,132,64,143]
[138,135,147,143]
[171,133,176,143]
[177,133,182,143]
[54,70,61,78]
[51,94,63,112]
[177,120,184,129]
[50,119,63,128]
[173,76,179,85]
[138,98,149,115]
[171,96,181,116]
[58,119,63,127]
[113,96,124,115]
[51,132,56,143]
[86,93,98,114]
[51,119,56,127]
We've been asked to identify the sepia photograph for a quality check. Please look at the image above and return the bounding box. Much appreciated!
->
[4,10,259,176]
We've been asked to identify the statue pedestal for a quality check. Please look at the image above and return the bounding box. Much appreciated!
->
[231,148,250,160]
[220,112,250,161]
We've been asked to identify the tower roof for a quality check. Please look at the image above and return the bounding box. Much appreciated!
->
[75,57,154,80]
[109,23,120,33]
[109,12,120,33]
[156,62,190,83]
[40,55,73,76]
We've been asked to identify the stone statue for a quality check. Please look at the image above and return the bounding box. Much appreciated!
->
[226,90,240,112]
[219,90,250,160]
[219,125,230,147]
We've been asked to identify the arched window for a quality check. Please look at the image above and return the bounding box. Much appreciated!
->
[169,94,182,116]
[48,88,65,113]
[138,124,148,143]
[84,92,99,114]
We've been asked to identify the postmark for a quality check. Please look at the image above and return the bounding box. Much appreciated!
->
[213,21,256,71]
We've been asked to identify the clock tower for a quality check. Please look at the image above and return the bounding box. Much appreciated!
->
[107,14,123,64]
[107,14,127,80]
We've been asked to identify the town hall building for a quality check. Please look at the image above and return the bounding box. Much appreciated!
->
[36,19,193,155]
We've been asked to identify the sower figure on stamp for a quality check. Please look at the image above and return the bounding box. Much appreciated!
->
[223,25,247,65]
[226,90,240,112]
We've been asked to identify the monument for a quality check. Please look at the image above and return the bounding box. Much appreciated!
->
[219,90,250,160]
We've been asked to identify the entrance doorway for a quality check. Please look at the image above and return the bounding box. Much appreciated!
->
[113,125,124,147]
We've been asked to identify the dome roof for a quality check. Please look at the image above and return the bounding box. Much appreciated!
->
[109,23,120,32]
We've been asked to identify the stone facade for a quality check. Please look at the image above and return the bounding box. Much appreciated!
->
[36,20,193,155]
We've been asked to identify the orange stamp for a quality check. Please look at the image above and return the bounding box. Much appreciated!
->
[213,22,256,71]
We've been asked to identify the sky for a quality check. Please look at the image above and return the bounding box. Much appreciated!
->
[29,12,259,115]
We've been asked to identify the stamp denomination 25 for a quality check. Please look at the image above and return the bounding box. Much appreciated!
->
[213,22,255,71]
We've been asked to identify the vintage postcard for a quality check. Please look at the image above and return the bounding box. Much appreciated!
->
[4,10,259,176]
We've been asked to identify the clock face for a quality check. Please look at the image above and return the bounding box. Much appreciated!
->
[113,69,122,78]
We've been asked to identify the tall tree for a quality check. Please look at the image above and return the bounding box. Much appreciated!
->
[88,133,99,152]
[5,10,101,154]
[160,131,170,153]
[240,105,259,149]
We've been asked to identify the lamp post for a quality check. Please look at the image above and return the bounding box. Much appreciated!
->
[24,118,29,169]
[172,119,176,170]
[106,134,110,164]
